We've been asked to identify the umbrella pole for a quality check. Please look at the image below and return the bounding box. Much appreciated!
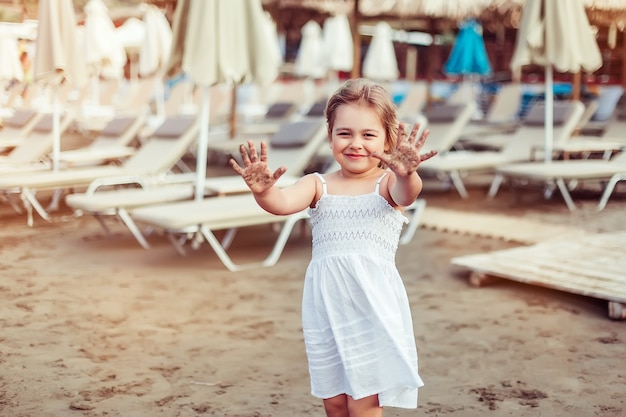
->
[155,74,166,120]
[52,84,61,172]
[195,85,210,201]
[622,30,626,92]
[572,71,581,102]
[229,85,237,138]
[350,0,361,79]
[91,75,100,106]
[545,66,554,164]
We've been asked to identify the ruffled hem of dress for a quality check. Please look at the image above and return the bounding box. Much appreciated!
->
[310,383,421,409]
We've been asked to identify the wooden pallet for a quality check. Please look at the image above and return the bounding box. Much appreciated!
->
[451,231,626,320]
[421,207,586,244]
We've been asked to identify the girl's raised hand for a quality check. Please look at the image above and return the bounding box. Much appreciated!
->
[229,140,287,194]
[372,122,438,177]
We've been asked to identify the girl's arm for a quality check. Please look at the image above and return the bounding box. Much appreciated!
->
[229,141,317,215]
[252,174,317,215]
[372,123,437,207]
[388,171,424,207]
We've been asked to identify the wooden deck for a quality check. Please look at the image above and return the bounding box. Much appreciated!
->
[451,231,626,320]
[420,207,587,244]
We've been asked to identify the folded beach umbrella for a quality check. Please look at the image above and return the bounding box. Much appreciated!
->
[322,13,353,89]
[362,21,399,82]
[138,4,172,78]
[322,14,353,74]
[83,0,126,80]
[33,0,87,171]
[511,0,601,163]
[167,0,280,201]
[0,35,24,85]
[114,17,145,81]
[138,4,173,120]
[295,20,327,80]
[82,0,126,105]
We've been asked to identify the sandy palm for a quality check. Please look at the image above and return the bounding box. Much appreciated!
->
[229,140,287,193]
[373,122,438,176]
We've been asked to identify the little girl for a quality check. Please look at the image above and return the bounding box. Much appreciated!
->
[230,78,437,417]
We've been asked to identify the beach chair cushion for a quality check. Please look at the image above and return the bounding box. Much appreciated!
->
[424,104,464,123]
[524,102,573,126]
[5,110,38,128]
[592,86,623,121]
[265,102,296,119]
[269,120,324,148]
[99,117,138,137]
[32,114,55,133]
[305,100,327,117]
[152,115,197,138]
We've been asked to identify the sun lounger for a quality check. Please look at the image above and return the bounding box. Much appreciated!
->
[419,100,585,198]
[579,86,624,134]
[396,82,428,120]
[0,114,200,225]
[420,101,477,154]
[0,109,46,152]
[235,80,318,134]
[65,119,327,246]
[0,112,76,174]
[488,150,626,211]
[130,193,310,272]
[459,82,523,146]
[55,113,147,166]
[547,100,626,159]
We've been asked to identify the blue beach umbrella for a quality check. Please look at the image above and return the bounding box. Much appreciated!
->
[444,19,492,77]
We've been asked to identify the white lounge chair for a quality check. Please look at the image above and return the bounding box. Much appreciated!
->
[65,119,328,247]
[547,100,626,159]
[458,82,523,147]
[488,150,626,211]
[0,109,47,152]
[0,114,200,225]
[420,101,477,154]
[0,112,77,173]
[130,193,310,272]
[396,81,428,120]
[126,174,425,270]
[55,113,147,167]
[419,100,585,198]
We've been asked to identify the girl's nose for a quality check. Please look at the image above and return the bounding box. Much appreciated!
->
[349,137,363,149]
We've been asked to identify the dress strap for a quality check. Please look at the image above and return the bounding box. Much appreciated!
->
[375,171,389,194]
[313,172,328,195]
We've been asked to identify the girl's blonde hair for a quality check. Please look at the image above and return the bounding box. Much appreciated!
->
[324,78,399,164]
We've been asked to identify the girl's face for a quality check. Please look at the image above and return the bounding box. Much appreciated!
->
[329,103,388,175]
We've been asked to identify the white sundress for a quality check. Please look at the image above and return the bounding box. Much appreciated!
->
[302,172,424,409]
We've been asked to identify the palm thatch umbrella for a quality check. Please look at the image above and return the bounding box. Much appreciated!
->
[585,0,626,26]
[264,0,498,81]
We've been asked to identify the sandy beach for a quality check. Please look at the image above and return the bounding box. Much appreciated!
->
[1,153,625,417]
